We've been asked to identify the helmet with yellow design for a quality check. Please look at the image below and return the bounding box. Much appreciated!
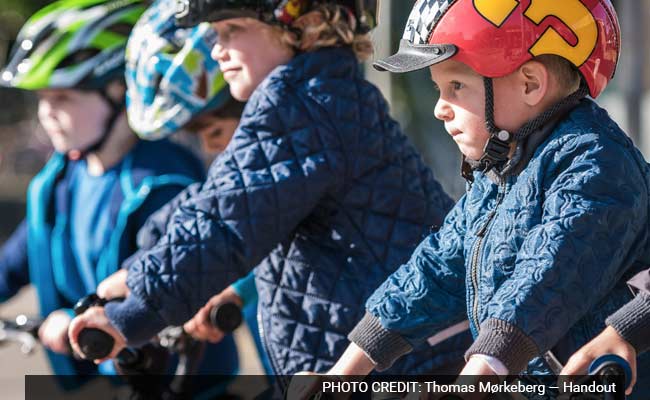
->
[374,0,620,99]
[375,0,620,173]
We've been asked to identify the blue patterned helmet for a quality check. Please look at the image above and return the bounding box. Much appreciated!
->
[125,0,230,140]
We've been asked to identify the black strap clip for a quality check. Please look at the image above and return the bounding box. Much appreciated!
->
[479,130,512,171]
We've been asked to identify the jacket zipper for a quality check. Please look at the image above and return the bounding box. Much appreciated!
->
[257,308,287,388]
[469,179,507,332]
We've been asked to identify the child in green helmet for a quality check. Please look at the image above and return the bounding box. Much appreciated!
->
[0,0,208,382]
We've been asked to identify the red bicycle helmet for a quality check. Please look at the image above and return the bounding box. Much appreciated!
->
[374,0,620,98]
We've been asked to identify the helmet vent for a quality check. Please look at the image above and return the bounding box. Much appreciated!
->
[105,22,134,37]
[58,48,101,69]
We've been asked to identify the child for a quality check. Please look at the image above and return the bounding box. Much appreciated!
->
[69,0,471,382]
[117,0,255,375]
[0,0,206,382]
[291,0,650,397]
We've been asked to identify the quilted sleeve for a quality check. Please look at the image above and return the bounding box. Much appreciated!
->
[105,89,345,344]
[349,196,468,370]
[468,133,650,373]
[135,182,203,250]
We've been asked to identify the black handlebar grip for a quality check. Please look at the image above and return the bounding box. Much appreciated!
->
[208,302,242,333]
[77,327,114,360]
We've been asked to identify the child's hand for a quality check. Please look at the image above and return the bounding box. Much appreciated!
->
[96,269,129,299]
[560,326,637,395]
[183,285,243,343]
[38,310,72,354]
[68,306,127,364]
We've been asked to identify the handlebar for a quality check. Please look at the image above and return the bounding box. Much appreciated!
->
[73,294,243,361]
[209,302,243,333]
[73,294,120,360]
[587,354,632,397]
[557,354,631,400]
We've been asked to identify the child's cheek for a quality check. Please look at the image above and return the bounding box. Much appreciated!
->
[56,110,75,135]
[37,113,60,135]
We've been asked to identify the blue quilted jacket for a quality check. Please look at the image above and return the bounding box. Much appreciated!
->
[106,47,470,377]
[361,99,650,393]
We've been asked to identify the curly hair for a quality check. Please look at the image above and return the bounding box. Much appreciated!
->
[281,4,373,62]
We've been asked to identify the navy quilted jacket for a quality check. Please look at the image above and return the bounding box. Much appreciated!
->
[106,47,470,375]
[363,100,650,389]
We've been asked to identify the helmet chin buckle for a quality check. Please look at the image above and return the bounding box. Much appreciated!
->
[479,129,511,171]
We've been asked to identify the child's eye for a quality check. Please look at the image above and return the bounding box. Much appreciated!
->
[451,81,464,91]
[431,82,440,93]
[52,93,71,103]
[224,25,243,36]
[216,24,242,43]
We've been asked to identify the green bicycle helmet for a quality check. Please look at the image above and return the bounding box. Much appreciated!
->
[1,0,145,90]
[1,0,146,156]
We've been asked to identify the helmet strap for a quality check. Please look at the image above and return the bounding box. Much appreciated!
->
[477,77,513,172]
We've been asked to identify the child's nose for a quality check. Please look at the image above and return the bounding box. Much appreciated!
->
[434,98,453,121]
[38,99,54,119]
[211,43,226,62]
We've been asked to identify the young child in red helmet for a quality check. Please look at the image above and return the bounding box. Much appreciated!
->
[291,0,650,398]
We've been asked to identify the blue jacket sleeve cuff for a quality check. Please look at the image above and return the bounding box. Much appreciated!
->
[348,312,412,371]
[231,272,257,307]
[465,318,539,375]
[606,292,650,354]
[104,295,167,347]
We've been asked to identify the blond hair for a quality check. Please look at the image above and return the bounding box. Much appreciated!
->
[281,4,373,62]
[535,54,582,95]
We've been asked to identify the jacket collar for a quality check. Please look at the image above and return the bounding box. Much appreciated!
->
[272,47,360,84]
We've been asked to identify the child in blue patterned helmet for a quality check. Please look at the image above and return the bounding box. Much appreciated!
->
[119,0,262,377]
[125,1,243,143]
[70,0,470,382]
[0,0,207,386]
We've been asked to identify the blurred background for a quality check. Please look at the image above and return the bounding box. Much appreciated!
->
[0,0,646,390]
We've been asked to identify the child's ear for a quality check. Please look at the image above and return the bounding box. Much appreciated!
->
[105,80,126,103]
[518,60,549,107]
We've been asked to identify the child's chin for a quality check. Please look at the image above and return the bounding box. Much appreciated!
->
[230,88,252,102]
[460,149,481,162]
[51,142,71,154]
